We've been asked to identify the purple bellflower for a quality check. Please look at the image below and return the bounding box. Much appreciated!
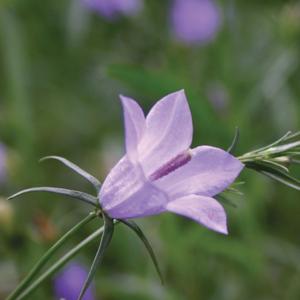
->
[170,0,221,45]
[99,90,243,234]
[8,90,300,300]
[82,0,143,20]
[53,262,96,300]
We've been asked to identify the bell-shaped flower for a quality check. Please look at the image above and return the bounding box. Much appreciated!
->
[99,90,243,234]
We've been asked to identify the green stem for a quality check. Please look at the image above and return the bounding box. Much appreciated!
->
[16,225,106,300]
[7,212,97,300]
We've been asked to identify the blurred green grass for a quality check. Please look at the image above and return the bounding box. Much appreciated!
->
[1,0,300,299]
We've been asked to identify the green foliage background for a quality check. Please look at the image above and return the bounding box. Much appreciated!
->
[1,0,300,299]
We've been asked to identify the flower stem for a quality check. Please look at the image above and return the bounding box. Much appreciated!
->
[7,211,97,300]
[16,225,105,300]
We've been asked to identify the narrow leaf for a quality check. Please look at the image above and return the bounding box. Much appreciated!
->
[8,187,97,207]
[260,170,300,191]
[227,127,240,154]
[251,131,292,154]
[261,159,289,173]
[226,187,244,196]
[246,162,300,191]
[16,225,106,300]
[216,194,238,208]
[6,213,96,300]
[78,214,114,300]
[268,141,300,154]
[231,181,245,187]
[247,160,289,174]
[40,156,101,192]
[283,131,300,142]
[120,219,164,284]
[291,158,300,164]
[286,151,300,156]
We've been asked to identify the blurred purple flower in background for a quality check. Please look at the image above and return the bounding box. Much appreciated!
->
[53,262,96,300]
[0,143,7,184]
[170,0,221,45]
[82,0,143,19]
[99,90,243,234]
[206,81,229,116]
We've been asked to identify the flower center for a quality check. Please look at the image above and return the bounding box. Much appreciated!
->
[149,151,191,181]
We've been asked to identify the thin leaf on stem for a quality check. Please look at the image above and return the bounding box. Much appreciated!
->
[120,219,164,284]
[246,162,300,191]
[6,212,97,300]
[250,131,292,154]
[8,187,98,207]
[268,141,300,154]
[16,225,106,300]
[227,127,240,154]
[78,215,114,300]
[40,156,101,192]
[261,159,289,173]
[216,194,238,208]
[283,131,300,142]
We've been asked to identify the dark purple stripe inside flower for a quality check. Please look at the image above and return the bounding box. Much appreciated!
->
[149,151,192,181]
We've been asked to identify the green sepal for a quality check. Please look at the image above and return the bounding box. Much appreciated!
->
[227,127,240,154]
[8,187,98,207]
[78,214,114,300]
[40,156,101,192]
[120,219,164,284]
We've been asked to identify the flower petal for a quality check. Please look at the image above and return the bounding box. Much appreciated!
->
[138,90,193,176]
[120,95,146,162]
[99,156,168,219]
[154,146,244,198]
[166,194,228,234]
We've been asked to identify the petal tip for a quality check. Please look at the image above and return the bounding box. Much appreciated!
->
[206,217,228,235]
[177,88,185,94]
[217,225,228,235]
[175,88,187,99]
[119,94,129,103]
[119,95,143,112]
